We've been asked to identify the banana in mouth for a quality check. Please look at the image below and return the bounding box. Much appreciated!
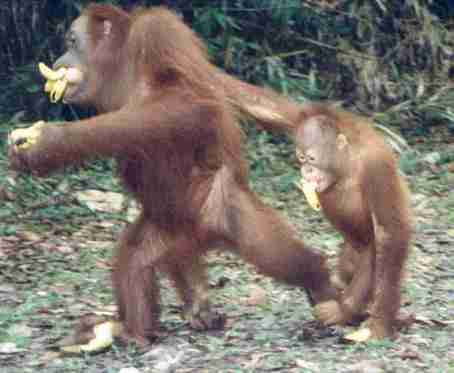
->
[39,62,83,103]
[296,179,321,211]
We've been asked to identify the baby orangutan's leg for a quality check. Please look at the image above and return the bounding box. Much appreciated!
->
[314,247,374,326]
[364,237,408,339]
[330,242,360,290]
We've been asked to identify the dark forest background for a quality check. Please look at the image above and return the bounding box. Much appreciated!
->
[0,0,454,135]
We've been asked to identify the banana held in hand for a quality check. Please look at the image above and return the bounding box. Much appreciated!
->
[38,62,83,103]
[296,179,321,211]
[60,321,123,354]
[9,121,45,150]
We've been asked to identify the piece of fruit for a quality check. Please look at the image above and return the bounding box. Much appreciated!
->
[38,62,67,81]
[44,80,55,93]
[343,327,372,342]
[9,121,45,150]
[50,79,68,103]
[60,321,123,354]
[38,62,83,103]
[296,179,321,211]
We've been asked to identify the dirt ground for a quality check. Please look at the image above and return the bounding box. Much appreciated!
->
[0,133,453,373]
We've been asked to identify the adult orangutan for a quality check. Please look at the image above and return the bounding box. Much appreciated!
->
[294,105,412,341]
[8,5,337,345]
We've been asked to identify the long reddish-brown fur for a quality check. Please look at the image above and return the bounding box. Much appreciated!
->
[294,104,412,339]
[9,5,338,345]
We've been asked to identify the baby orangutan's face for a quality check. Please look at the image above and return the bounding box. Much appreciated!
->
[295,116,349,193]
[296,148,337,193]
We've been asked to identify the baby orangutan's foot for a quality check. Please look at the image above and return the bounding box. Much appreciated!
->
[343,317,395,342]
[313,300,351,326]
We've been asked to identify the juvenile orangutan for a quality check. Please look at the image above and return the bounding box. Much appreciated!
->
[294,105,412,341]
[8,5,337,346]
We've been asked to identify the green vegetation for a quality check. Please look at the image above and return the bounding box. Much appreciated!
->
[1,0,454,133]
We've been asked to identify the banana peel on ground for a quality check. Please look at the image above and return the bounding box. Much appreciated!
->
[342,327,372,343]
[57,314,123,354]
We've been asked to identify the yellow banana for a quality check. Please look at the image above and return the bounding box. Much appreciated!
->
[296,179,321,211]
[50,79,68,103]
[9,121,45,150]
[60,321,123,354]
[39,62,66,103]
[44,80,55,93]
[343,327,372,343]
[38,62,67,81]
[39,62,84,103]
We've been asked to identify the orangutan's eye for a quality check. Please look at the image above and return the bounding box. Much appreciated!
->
[296,150,306,163]
[66,32,78,49]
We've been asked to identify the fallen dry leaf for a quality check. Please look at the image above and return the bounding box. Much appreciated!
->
[396,346,421,361]
[119,368,142,373]
[343,360,385,373]
[243,285,267,306]
[17,230,41,242]
[56,245,75,254]
[243,353,265,369]
[0,342,25,354]
[76,190,124,213]
[8,323,33,338]
[295,359,320,371]
[446,162,454,172]
[413,315,454,327]
[95,259,113,269]
[39,351,63,365]
[93,304,118,316]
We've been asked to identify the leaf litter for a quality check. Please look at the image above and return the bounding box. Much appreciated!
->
[0,138,453,373]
